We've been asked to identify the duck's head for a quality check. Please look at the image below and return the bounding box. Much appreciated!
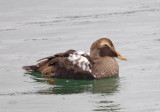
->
[90,38,127,61]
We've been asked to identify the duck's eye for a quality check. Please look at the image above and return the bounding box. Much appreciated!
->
[104,44,108,47]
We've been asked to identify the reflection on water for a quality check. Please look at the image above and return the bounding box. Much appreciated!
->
[29,72,120,95]
[28,72,122,111]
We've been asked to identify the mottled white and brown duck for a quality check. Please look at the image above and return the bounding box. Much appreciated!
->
[23,38,127,79]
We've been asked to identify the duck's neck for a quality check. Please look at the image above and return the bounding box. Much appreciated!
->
[90,48,101,60]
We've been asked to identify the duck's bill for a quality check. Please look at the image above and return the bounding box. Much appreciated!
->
[115,50,127,61]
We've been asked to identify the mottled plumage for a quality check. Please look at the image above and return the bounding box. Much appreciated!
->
[23,38,126,79]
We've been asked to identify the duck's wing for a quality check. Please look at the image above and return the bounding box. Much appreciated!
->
[49,50,95,79]
[23,49,75,73]
[23,50,95,79]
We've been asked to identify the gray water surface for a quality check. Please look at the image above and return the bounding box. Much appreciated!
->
[0,0,160,112]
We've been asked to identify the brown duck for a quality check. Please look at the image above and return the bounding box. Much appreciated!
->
[23,38,127,79]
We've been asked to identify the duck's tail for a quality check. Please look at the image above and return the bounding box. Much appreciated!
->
[22,65,39,72]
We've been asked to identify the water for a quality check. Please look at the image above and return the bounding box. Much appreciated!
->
[0,0,160,111]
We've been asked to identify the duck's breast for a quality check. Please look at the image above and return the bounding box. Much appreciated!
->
[91,57,119,79]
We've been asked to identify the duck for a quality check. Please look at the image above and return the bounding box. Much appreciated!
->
[23,38,127,79]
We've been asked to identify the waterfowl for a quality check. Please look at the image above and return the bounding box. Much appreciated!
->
[23,38,127,79]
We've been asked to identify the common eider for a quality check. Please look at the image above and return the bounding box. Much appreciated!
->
[23,38,127,79]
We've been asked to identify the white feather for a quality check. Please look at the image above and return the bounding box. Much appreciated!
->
[82,64,86,70]
[77,51,85,55]
[68,51,91,72]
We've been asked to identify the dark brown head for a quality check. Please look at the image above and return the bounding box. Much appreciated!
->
[90,38,127,60]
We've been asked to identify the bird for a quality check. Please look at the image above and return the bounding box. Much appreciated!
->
[23,38,127,79]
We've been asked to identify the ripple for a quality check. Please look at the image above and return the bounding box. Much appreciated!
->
[25,8,160,26]
[155,39,160,41]
[0,29,16,32]
[94,100,122,112]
